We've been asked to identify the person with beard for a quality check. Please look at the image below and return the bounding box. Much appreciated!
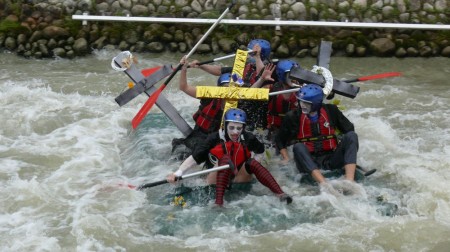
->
[167,108,292,206]
[275,84,359,195]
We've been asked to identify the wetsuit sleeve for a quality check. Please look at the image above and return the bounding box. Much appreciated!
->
[326,104,354,133]
[221,66,233,74]
[244,132,265,154]
[275,110,299,150]
[192,133,220,164]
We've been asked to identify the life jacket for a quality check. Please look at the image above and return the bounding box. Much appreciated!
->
[209,141,251,170]
[243,63,258,86]
[297,107,338,153]
[267,84,297,128]
[193,99,223,133]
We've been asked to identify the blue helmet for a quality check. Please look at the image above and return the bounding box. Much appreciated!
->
[247,39,271,60]
[276,59,299,84]
[224,108,247,124]
[217,73,231,86]
[296,84,324,112]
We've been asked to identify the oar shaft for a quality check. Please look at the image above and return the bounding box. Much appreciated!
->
[193,49,253,66]
[182,164,230,179]
[269,88,300,96]
[185,1,235,60]
[137,164,230,190]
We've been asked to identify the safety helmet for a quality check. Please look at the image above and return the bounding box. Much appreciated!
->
[247,39,271,60]
[276,59,299,84]
[295,84,324,112]
[224,108,247,124]
[217,73,231,86]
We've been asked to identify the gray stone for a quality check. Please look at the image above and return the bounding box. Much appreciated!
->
[17,44,26,55]
[175,0,188,7]
[196,44,211,54]
[191,0,202,13]
[93,36,107,49]
[147,42,164,52]
[409,0,421,11]
[34,51,43,59]
[399,13,410,22]
[217,38,236,53]
[119,0,132,9]
[131,5,149,15]
[295,49,309,58]
[211,39,219,54]
[382,6,395,18]
[161,32,173,42]
[353,0,367,9]
[238,5,249,15]
[17,34,28,45]
[47,38,57,49]
[406,47,419,57]
[73,37,88,55]
[124,30,139,44]
[396,0,406,13]
[96,3,109,13]
[118,41,130,51]
[134,41,146,52]
[178,42,187,53]
[346,43,355,55]
[39,43,49,57]
[370,38,396,56]
[356,46,366,56]
[435,0,447,12]
[441,46,450,57]
[395,47,407,57]
[43,26,69,39]
[419,46,432,57]
[204,0,214,11]
[168,42,178,52]
[53,47,66,57]
[423,3,434,12]
[5,37,17,50]
[338,1,350,11]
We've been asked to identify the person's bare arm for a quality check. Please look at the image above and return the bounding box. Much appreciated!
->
[179,56,197,98]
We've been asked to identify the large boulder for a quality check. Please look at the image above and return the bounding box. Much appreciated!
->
[370,38,396,56]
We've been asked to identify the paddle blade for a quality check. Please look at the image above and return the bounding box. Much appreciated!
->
[357,72,402,82]
[141,66,162,77]
[131,85,164,129]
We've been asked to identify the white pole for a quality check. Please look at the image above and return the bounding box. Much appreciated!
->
[72,15,450,30]
[269,88,300,96]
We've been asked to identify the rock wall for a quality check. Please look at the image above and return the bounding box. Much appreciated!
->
[0,0,449,58]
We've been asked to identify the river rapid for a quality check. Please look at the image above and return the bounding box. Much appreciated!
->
[0,51,449,251]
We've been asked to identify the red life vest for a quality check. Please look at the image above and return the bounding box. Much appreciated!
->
[297,107,338,153]
[209,141,251,170]
[267,85,297,128]
[193,99,223,133]
[243,63,258,85]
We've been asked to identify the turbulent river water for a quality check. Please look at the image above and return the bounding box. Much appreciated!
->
[0,50,449,251]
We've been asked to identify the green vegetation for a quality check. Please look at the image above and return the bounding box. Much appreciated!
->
[0,20,28,35]
[63,18,82,37]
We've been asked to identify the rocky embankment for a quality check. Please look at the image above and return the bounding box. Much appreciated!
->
[0,0,449,59]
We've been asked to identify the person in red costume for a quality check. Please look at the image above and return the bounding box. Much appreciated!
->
[167,108,292,206]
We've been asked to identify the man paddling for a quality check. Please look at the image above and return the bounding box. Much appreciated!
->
[167,108,293,206]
